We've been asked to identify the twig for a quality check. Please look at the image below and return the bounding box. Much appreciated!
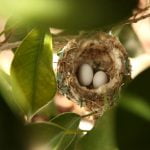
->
[82,111,99,118]
[0,41,21,51]
[133,5,150,17]
[123,3,150,24]
[127,13,150,24]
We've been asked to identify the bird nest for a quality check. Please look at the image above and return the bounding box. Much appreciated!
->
[57,32,130,117]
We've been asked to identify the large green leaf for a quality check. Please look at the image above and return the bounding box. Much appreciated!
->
[25,113,81,150]
[0,68,23,115]
[0,68,11,100]
[119,68,150,120]
[0,0,138,30]
[11,28,57,116]
[77,110,118,150]
[66,134,82,150]
[0,91,25,150]
[116,68,150,150]
[116,106,150,150]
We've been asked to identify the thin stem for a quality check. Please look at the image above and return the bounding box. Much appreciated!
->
[0,41,21,51]
[82,111,99,118]
[127,13,150,24]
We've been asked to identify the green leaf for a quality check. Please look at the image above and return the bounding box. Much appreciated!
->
[66,134,82,150]
[120,68,150,120]
[77,110,118,150]
[0,68,11,98]
[34,101,58,120]
[120,93,150,121]
[26,113,81,150]
[50,112,81,150]
[116,106,150,150]
[51,112,80,128]
[116,68,150,150]
[11,28,57,116]
[0,91,25,150]
[0,68,23,115]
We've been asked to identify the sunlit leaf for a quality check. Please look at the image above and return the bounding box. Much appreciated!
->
[0,68,11,95]
[0,68,23,114]
[11,28,57,116]
[26,113,81,150]
[77,110,118,150]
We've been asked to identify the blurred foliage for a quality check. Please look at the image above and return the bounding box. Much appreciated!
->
[4,17,33,43]
[0,0,138,30]
[11,28,57,117]
[120,68,150,120]
[0,92,25,150]
[116,68,150,150]
[116,106,150,150]
[117,24,143,57]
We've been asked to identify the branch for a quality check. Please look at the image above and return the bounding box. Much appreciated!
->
[124,4,150,24]
[0,41,21,51]
[127,13,150,24]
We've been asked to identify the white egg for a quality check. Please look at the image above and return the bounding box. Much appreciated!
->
[93,71,108,89]
[78,64,93,86]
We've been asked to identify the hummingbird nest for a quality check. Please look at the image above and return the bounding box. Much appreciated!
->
[57,32,130,117]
